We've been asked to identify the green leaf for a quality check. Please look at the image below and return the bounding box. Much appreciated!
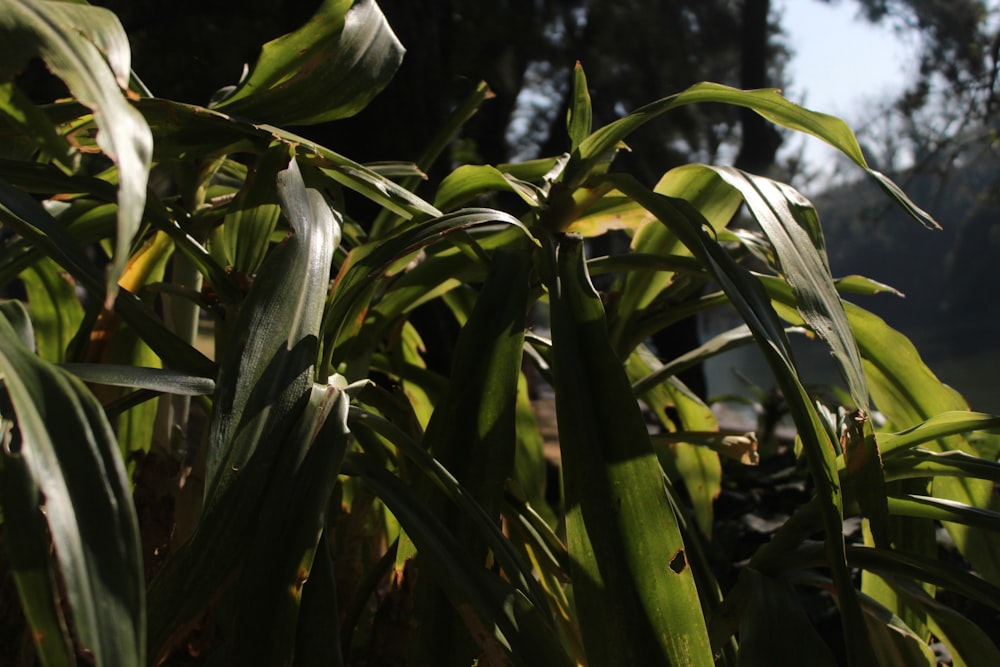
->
[0,0,153,302]
[859,598,937,667]
[61,363,215,396]
[205,156,341,506]
[567,63,592,150]
[631,324,807,397]
[147,158,341,660]
[888,494,1000,533]
[223,143,292,275]
[0,178,214,375]
[130,97,442,224]
[20,256,84,363]
[699,166,869,410]
[233,378,358,666]
[321,208,533,371]
[0,157,115,199]
[370,79,494,236]
[212,0,404,125]
[729,568,838,667]
[877,411,1000,457]
[410,247,532,665]
[434,164,541,212]
[567,83,938,230]
[0,301,144,666]
[890,579,1000,667]
[548,234,713,666]
[843,302,1000,587]
[290,138,442,221]
[134,98,271,160]
[604,173,877,666]
[0,81,76,171]
[627,345,722,537]
[342,451,574,667]
[347,408,551,614]
[1,447,76,666]
[885,448,1000,485]
[780,542,1000,615]
[293,533,344,667]
[608,164,743,352]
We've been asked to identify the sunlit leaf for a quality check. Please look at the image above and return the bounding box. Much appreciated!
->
[212,0,404,125]
[223,143,291,275]
[699,166,869,410]
[20,256,84,363]
[626,345,722,537]
[0,81,76,171]
[843,302,1000,587]
[604,173,878,666]
[567,83,938,230]
[549,234,713,666]
[567,63,591,150]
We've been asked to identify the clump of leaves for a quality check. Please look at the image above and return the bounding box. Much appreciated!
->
[1,2,999,666]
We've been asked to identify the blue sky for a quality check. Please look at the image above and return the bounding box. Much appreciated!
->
[779,0,917,116]
[776,0,918,174]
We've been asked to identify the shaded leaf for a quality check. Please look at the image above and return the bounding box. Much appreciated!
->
[233,378,358,665]
[0,301,144,666]
[891,579,1000,667]
[1,443,76,666]
[730,568,838,667]
[409,247,532,665]
[342,451,574,667]
[61,363,215,396]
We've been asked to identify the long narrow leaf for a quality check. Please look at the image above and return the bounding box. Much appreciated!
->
[410,247,533,664]
[0,301,144,666]
[567,83,937,230]
[548,234,713,666]
[205,157,340,504]
[1,446,76,666]
[148,158,340,659]
[0,0,152,302]
[702,166,869,409]
[342,451,574,667]
[233,378,359,665]
[604,173,878,666]
[211,0,404,125]
[61,363,215,396]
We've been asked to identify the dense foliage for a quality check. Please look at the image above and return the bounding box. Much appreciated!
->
[1,1,999,666]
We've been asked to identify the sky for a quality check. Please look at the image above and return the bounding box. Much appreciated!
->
[775,0,919,174]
